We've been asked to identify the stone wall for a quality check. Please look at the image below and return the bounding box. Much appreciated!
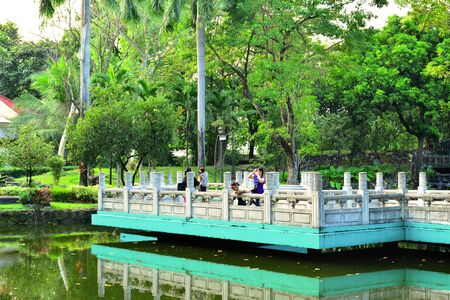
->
[0,208,96,225]
[301,151,413,169]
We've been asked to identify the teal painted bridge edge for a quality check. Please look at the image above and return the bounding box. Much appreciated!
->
[92,244,450,297]
[404,221,450,245]
[92,211,320,248]
[92,244,320,296]
[92,212,450,249]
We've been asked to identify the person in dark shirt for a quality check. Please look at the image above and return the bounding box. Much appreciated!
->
[177,167,200,191]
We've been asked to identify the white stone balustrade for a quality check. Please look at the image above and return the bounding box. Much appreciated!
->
[98,170,450,229]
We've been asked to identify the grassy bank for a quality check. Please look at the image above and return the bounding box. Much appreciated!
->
[0,203,97,211]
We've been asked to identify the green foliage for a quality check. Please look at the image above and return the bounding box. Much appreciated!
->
[68,95,176,184]
[1,126,54,187]
[0,166,50,178]
[47,156,65,185]
[30,188,52,207]
[319,164,396,189]
[0,22,56,99]
[50,186,97,203]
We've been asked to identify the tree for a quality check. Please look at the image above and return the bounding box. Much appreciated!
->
[12,57,79,153]
[363,15,449,185]
[0,22,54,99]
[2,126,53,187]
[69,96,176,184]
[40,0,91,185]
[153,0,230,168]
[208,0,387,183]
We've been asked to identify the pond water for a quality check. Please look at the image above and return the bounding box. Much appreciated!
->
[1,224,450,299]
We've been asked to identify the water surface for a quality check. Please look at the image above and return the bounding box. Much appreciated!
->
[1,225,450,299]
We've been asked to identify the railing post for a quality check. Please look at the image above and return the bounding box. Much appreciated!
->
[176,171,183,184]
[140,171,146,188]
[342,172,352,194]
[167,172,173,185]
[243,171,251,189]
[185,172,195,218]
[342,172,354,208]
[358,172,369,225]
[300,172,307,187]
[224,172,232,193]
[418,172,427,193]
[311,172,324,228]
[375,172,384,193]
[98,172,105,211]
[264,172,279,224]
[235,171,243,185]
[151,172,162,215]
[97,259,105,298]
[398,172,407,220]
[222,188,229,221]
[417,171,427,206]
[123,172,132,213]
[151,268,159,299]
[116,164,121,188]
[307,172,314,195]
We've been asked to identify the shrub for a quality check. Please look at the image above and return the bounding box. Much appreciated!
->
[50,186,97,203]
[31,188,52,207]
[0,166,50,178]
[48,156,65,185]
[50,186,73,202]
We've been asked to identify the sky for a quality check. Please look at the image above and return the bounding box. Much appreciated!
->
[0,0,408,42]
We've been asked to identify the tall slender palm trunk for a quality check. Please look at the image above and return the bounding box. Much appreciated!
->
[79,0,91,186]
[196,1,206,168]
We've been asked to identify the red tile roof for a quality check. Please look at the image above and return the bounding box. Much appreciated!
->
[0,95,14,109]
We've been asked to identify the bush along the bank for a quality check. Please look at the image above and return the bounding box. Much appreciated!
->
[50,186,97,203]
[0,185,97,204]
[0,166,50,178]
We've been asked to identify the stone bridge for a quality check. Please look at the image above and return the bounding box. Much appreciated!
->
[92,170,450,250]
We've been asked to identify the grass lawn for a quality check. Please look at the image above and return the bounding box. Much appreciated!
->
[0,204,28,211]
[0,202,97,211]
[50,202,97,210]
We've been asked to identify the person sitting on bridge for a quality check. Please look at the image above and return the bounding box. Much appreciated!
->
[177,167,200,191]
[248,167,265,206]
[197,166,208,192]
[230,182,246,206]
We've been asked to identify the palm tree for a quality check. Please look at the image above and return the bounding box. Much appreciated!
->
[39,0,91,117]
[153,0,229,168]
[40,0,91,185]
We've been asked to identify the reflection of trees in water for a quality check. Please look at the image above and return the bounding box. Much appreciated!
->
[0,229,119,299]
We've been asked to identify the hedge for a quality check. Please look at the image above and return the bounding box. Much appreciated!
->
[0,166,50,178]
[0,186,97,204]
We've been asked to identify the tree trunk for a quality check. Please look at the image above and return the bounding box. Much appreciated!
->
[285,147,299,184]
[58,103,77,157]
[196,2,206,168]
[79,0,91,186]
[413,135,425,188]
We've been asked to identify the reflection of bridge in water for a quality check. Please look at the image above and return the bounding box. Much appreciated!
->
[92,170,450,251]
[93,243,450,299]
